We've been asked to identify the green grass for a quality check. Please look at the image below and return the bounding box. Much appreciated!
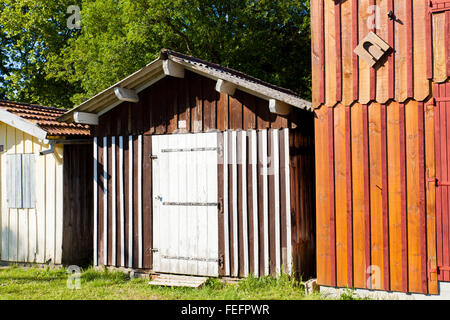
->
[0,265,332,300]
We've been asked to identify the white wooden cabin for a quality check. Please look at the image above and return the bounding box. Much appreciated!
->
[0,101,93,266]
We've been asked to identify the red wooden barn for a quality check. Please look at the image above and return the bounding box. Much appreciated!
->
[59,50,316,279]
[312,0,450,295]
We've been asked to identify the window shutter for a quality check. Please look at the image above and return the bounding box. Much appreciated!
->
[6,154,36,209]
[6,154,23,208]
[22,154,36,209]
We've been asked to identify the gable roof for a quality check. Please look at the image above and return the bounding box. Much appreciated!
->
[0,100,91,139]
[59,49,312,123]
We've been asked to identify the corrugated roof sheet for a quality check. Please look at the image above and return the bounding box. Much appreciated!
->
[0,100,91,137]
[163,49,303,99]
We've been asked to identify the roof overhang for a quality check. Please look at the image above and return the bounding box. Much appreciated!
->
[0,108,49,144]
[59,50,312,123]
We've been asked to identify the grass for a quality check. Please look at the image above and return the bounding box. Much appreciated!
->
[0,265,334,300]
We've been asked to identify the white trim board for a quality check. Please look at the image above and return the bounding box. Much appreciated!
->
[0,109,48,142]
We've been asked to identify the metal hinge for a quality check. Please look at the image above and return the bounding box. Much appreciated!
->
[149,155,158,160]
[151,248,159,253]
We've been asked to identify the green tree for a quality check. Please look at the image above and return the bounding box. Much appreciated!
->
[1,0,311,108]
[0,0,81,107]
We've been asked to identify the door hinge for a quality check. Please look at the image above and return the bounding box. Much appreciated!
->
[149,155,158,160]
[151,248,159,253]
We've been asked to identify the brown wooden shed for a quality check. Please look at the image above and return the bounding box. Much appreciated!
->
[59,50,316,279]
[311,0,450,295]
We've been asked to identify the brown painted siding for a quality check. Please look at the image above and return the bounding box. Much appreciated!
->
[93,70,315,277]
[94,71,302,137]
[62,144,94,266]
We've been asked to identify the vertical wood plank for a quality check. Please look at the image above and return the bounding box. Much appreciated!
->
[93,138,98,266]
[345,106,354,287]
[399,102,409,292]
[405,100,422,293]
[272,130,281,276]
[0,124,9,260]
[311,0,324,107]
[387,102,402,292]
[362,104,371,289]
[261,130,270,276]
[142,135,153,269]
[241,132,249,277]
[335,0,342,102]
[54,145,63,265]
[369,103,383,290]
[352,0,359,102]
[223,132,230,276]
[138,135,143,269]
[315,106,331,286]
[111,137,117,266]
[406,0,414,98]
[375,0,390,104]
[413,0,431,101]
[328,108,337,286]
[128,135,133,268]
[251,130,259,276]
[341,0,354,106]
[358,0,371,105]
[417,102,428,294]
[394,0,409,102]
[325,0,337,107]
[44,147,56,264]
[381,104,390,291]
[334,104,348,287]
[231,131,239,277]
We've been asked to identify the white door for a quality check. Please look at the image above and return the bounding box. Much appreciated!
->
[152,133,219,277]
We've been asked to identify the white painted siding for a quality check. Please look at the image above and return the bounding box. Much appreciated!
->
[0,123,64,264]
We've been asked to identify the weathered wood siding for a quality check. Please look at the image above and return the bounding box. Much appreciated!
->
[0,124,64,264]
[312,0,449,108]
[62,144,93,266]
[93,71,316,279]
[312,0,449,294]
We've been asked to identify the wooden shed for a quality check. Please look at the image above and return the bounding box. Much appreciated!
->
[0,101,93,266]
[59,49,316,279]
[311,0,450,295]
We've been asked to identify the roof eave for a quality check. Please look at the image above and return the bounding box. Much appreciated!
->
[59,51,312,123]
[0,108,48,143]
[167,55,312,111]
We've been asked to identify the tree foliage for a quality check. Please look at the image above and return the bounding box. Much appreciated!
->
[0,0,311,108]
